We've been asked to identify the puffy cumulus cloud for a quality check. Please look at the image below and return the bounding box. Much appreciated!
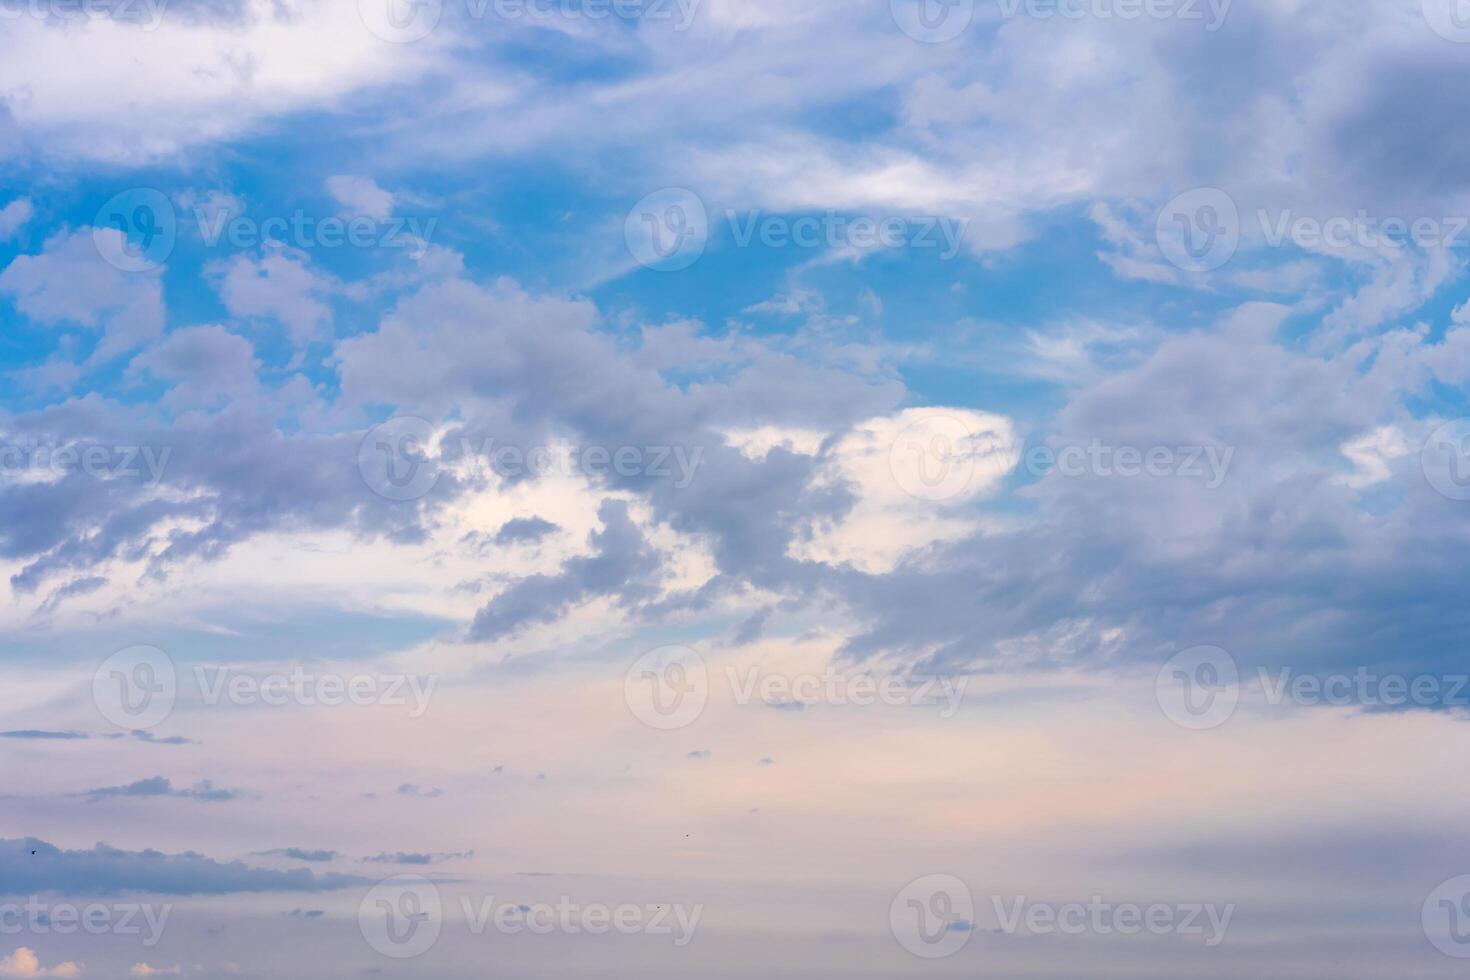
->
[0,228,165,371]
[0,948,80,978]
[0,838,367,896]
[128,965,180,977]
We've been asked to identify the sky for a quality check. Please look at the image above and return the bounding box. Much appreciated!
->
[3,0,1470,976]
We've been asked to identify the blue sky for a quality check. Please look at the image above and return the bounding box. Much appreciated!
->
[4,0,1470,977]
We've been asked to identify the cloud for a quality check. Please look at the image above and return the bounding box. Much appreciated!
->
[79,777,241,803]
[0,198,32,240]
[361,850,473,865]
[325,176,394,221]
[256,848,338,863]
[0,838,367,896]
[0,730,88,740]
[213,251,332,348]
[0,228,165,370]
[0,948,80,978]
[492,516,560,546]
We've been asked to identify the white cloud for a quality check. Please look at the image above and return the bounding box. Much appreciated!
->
[0,948,81,978]
[326,176,395,221]
[0,198,33,240]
